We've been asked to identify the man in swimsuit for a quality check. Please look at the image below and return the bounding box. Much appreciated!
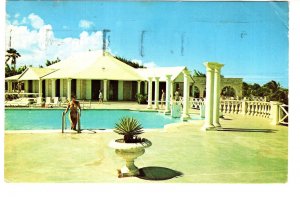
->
[64,95,82,133]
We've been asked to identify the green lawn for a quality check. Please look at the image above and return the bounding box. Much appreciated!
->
[4,116,288,183]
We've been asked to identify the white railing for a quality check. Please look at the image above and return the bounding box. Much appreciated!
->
[191,98,205,109]
[220,100,242,114]
[244,101,271,118]
[279,104,288,125]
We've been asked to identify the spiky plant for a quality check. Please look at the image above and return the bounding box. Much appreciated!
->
[114,117,144,143]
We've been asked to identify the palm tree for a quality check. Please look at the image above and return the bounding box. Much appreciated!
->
[5,48,21,72]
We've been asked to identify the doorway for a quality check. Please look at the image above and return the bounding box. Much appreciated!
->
[92,80,101,100]
[55,79,60,97]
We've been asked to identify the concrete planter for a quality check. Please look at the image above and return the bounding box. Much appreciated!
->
[109,139,152,177]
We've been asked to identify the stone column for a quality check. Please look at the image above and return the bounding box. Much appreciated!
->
[270,101,281,125]
[181,70,190,121]
[213,63,224,127]
[170,81,174,101]
[202,62,215,131]
[38,79,43,97]
[24,80,29,93]
[241,98,248,115]
[154,77,160,109]
[191,85,195,97]
[8,81,12,92]
[103,79,108,101]
[147,77,153,109]
[165,75,172,113]
[67,78,72,101]
[85,80,92,100]
[144,81,148,95]
[137,80,141,94]
[118,81,124,100]
[51,79,56,97]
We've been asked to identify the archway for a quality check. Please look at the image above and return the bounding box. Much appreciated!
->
[221,86,236,98]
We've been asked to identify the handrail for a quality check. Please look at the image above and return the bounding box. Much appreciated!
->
[62,111,66,133]
[77,110,81,132]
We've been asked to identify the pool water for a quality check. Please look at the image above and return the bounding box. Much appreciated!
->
[5,109,184,130]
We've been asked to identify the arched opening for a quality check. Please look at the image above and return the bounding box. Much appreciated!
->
[221,86,236,98]
[194,86,200,98]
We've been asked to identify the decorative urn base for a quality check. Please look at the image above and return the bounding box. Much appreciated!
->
[109,139,152,177]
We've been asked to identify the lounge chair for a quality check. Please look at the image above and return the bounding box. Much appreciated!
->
[60,97,68,107]
[5,98,31,107]
[50,97,60,107]
[45,97,52,107]
[33,97,44,107]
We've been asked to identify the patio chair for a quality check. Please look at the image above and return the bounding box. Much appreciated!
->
[60,97,68,107]
[50,97,60,107]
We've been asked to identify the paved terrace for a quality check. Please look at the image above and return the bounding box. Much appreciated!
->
[4,102,287,183]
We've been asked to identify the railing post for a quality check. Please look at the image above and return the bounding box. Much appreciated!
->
[270,101,281,125]
[62,112,65,133]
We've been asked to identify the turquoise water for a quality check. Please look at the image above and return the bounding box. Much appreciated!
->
[5,109,183,130]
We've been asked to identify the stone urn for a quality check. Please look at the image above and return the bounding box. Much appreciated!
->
[109,139,152,177]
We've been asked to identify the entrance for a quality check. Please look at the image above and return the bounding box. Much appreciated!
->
[71,79,76,96]
[55,79,60,97]
[109,80,118,101]
[42,80,46,98]
[92,80,101,100]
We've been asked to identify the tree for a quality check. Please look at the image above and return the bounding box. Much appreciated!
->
[193,70,206,77]
[5,48,21,73]
[114,56,145,68]
[45,57,61,67]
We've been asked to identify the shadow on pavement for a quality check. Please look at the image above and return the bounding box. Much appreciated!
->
[217,128,276,133]
[137,166,183,181]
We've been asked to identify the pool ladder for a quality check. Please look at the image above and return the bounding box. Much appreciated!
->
[62,111,81,133]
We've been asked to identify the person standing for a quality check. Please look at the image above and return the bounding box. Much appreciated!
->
[64,95,82,132]
[99,90,103,103]
[174,88,180,101]
[160,89,165,109]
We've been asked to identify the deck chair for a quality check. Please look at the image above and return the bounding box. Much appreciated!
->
[50,97,59,107]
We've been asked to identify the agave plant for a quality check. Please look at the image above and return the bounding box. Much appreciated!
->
[114,117,144,143]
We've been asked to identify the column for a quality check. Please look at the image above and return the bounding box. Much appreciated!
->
[85,80,92,100]
[60,79,64,97]
[118,81,123,100]
[67,78,71,101]
[103,79,108,101]
[154,77,160,109]
[137,80,141,94]
[270,101,281,125]
[8,81,12,92]
[51,79,56,97]
[76,79,81,99]
[165,75,172,113]
[191,85,195,97]
[213,63,224,127]
[38,79,42,97]
[202,62,215,131]
[144,81,148,95]
[147,77,153,109]
[170,81,174,101]
[24,80,29,92]
[181,70,190,121]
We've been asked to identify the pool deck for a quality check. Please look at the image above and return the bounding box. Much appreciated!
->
[4,101,288,183]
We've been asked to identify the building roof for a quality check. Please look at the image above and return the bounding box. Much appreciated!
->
[18,67,57,80]
[5,74,21,81]
[43,51,144,81]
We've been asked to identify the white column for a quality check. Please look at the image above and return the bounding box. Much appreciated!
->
[103,79,108,101]
[85,80,92,100]
[24,81,29,92]
[38,79,42,97]
[170,81,174,101]
[154,77,160,109]
[137,80,141,94]
[76,79,81,99]
[147,77,153,109]
[118,80,124,100]
[51,79,56,97]
[8,81,12,92]
[213,63,224,127]
[202,62,215,131]
[144,81,148,95]
[60,79,64,97]
[67,78,71,101]
[165,75,172,113]
[270,101,281,125]
[181,70,190,121]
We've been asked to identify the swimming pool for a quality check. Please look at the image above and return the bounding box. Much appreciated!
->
[5,109,183,130]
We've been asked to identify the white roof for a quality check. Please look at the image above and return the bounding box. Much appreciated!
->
[5,74,21,81]
[43,51,144,81]
[18,67,57,81]
[136,66,194,82]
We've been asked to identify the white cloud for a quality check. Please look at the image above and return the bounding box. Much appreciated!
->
[79,19,94,29]
[144,61,157,68]
[28,13,44,29]
[131,59,157,68]
[6,13,103,66]
[14,13,20,18]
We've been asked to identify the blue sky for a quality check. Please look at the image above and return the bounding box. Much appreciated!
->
[6,1,288,87]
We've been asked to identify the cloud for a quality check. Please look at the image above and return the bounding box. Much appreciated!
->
[79,19,94,29]
[6,13,103,66]
[131,59,157,68]
[28,13,44,29]
[14,13,20,18]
